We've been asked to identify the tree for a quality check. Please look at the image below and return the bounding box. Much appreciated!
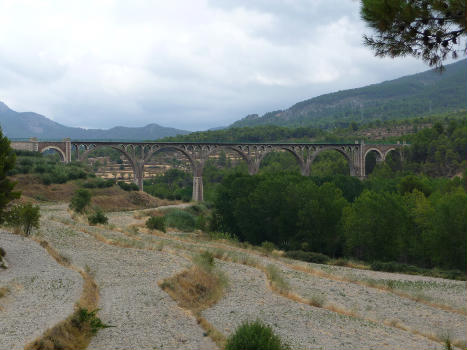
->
[7,203,40,235]
[361,0,466,69]
[0,129,20,223]
[70,189,91,213]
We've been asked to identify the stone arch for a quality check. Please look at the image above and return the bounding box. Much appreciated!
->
[364,148,384,162]
[145,146,196,173]
[383,147,397,161]
[364,148,384,176]
[309,146,353,175]
[39,146,66,162]
[79,144,136,169]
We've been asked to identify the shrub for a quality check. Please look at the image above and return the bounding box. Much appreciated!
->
[194,214,207,231]
[70,189,91,213]
[88,209,108,225]
[118,181,139,191]
[6,203,41,235]
[72,308,113,335]
[145,216,166,232]
[164,209,196,231]
[193,251,215,271]
[265,264,289,293]
[285,250,330,264]
[261,241,276,253]
[225,319,289,350]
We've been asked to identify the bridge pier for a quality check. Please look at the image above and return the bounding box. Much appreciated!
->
[192,176,203,202]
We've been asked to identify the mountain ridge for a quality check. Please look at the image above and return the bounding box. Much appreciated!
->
[0,102,190,140]
[230,59,466,128]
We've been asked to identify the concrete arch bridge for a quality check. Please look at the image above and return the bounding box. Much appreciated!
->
[11,138,406,201]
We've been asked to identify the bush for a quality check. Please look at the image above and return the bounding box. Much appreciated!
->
[118,181,139,191]
[193,251,215,271]
[285,250,330,264]
[88,209,108,225]
[164,209,196,231]
[261,241,276,253]
[370,261,465,280]
[145,216,166,232]
[225,319,289,350]
[6,203,40,235]
[70,189,91,213]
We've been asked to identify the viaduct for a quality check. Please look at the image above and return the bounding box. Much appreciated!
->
[11,138,405,202]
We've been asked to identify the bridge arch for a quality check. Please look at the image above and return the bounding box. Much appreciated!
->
[309,146,353,176]
[39,146,66,162]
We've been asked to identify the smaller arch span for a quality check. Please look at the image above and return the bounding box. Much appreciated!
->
[39,146,66,162]
[364,148,384,162]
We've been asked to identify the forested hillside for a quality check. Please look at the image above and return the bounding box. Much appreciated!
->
[230,60,466,129]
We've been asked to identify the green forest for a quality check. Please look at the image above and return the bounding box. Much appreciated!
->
[150,117,467,275]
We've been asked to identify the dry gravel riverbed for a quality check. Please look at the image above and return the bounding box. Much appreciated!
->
[0,203,465,349]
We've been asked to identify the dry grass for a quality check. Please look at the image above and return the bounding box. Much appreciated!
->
[159,253,227,348]
[0,286,10,298]
[25,239,100,350]
[12,175,78,203]
[160,265,225,313]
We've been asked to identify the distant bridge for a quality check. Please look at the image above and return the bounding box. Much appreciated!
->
[11,138,406,201]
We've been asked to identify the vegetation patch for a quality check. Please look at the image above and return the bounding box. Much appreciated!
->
[225,319,290,350]
[88,209,108,225]
[5,203,41,235]
[159,251,227,347]
[26,239,106,350]
[265,264,289,294]
[145,216,166,232]
[163,209,196,232]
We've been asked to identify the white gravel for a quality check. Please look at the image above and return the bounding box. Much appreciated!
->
[203,260,441,350]
[31,203,466,349]
[38,205,217,350]
[0,230,82,350]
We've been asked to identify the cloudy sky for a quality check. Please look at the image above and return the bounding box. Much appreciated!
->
[0,0,439,131]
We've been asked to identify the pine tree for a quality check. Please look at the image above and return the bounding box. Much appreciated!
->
[361,0,466,69]
[0,129,20,223]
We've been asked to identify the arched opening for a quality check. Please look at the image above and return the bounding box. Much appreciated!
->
[310,148,351,177]
[258,149,300,174]
[79,145,130,181]
[385,149,403,172]
[40,147,66,162]
[143,147,195,201]
[364,149,384,176]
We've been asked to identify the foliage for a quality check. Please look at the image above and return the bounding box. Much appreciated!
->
[193,251,215,271]
[285,250,330,264]
[72,308,113,335]
[145,216,166,232]
[88,209,108,225]
[70,189,92,213]
[164,209,196,231]
[0,130,20,223]
[6,203,40,235]
[10,151,90,185]
[361,0,466,69]
[225,319,289,350]
[82,178,115,189]
[117,181,139,191]
[144,169,192,201]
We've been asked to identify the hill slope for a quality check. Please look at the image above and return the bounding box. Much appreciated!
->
[0,102,190,140]
[231,60,466,128]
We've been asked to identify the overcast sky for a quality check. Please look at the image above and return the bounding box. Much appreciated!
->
[0,0,440,131]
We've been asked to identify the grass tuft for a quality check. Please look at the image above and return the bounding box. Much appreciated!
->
[265,264,289,294]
